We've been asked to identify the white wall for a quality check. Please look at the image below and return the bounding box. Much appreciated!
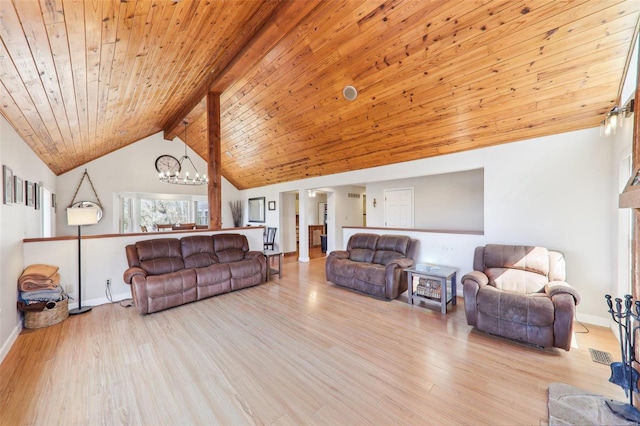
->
[55,132,241,236]
[0,115,56,362]
[366,168,484,232]
[239,127,615,325]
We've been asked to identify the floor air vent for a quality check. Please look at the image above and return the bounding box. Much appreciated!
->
[589,348,613,365]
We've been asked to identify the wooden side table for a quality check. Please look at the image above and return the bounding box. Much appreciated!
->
[405,265,458,314]
[263,250,283,281]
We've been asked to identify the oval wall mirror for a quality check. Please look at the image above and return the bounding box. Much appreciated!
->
[70,201,104,222]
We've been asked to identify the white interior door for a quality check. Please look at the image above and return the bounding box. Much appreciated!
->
[318,202,326,225]
[384,188,413,228]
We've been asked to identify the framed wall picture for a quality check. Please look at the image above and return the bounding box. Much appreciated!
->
[14,176,23,204]
[268,201,276,211]
[3,165,13,204]
[248,197,265,223]
[34,183,40,210]
[52,193,56,209]
[25,180,34,206]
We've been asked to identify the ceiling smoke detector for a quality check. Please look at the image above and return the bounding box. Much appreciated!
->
[343,85,358,101]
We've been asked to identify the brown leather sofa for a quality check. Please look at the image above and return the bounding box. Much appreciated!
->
[462,244,580,351]
[325,233,418,300]
[123,234,266,314]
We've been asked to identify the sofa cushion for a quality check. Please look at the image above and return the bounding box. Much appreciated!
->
[135,238,185,275]
[229,259,264,291]
[227,259,261,278]
[354,263,386,286]
[482,245,551,293]
[181,236,218,268]
[366,235,410,265]
[145,269,197,313]
[484,245,550,276]
[477,285,554,327]
[194,264,231,299]
[376,234,411,255]
[213,234,248,263]
[485,268,549,293]
[329,258,357,279]
[347,233,378,263]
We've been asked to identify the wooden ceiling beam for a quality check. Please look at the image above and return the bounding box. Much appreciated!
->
[162,0,324,141]
[163,1,307,140]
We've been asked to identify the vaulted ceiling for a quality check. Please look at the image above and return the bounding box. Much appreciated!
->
[0,0,638,190]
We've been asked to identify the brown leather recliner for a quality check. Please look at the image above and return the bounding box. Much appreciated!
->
[462,244,580,351]
[123,234,266,314]
[325,233,418,300]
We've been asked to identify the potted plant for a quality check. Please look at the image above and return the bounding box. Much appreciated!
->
[229,200,243,227]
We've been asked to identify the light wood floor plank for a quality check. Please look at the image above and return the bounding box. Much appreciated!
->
[0,257,623,425]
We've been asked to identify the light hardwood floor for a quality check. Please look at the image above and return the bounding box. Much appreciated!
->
[0,257,623,425]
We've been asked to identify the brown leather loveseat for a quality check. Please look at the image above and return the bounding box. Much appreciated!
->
[325,233,418,300]
[462,244,580,351]
[123,233,266,314]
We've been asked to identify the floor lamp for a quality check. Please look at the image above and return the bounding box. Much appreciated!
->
[66,206,99,315]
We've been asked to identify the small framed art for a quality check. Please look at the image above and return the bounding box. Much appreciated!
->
[26,180,34,206]
[268,201,276,211]
[14,176,23,204]
[3,165,13,204]
[34,183,40,210]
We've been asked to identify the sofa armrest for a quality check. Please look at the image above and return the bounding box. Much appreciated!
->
[244,250,266,260]
[545,281,580,305]
[461,271,488,327]
[549,290,577,351]
[328,250,349,259]
[383,260,413,299]
[130,275,149,314]
[461,271,489,288]
[244,251,267,282]
[386,258,414,269]
[123,267,146,284]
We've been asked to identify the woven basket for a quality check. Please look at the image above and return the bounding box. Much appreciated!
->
[24,297,69,329]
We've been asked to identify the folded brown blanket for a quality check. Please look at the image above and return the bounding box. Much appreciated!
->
[19,272,60,292]
[20,264,59,279]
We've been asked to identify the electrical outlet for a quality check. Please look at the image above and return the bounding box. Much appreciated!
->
[106,279,111,287]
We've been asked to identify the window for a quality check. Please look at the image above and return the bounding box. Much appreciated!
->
[195,200,209,226]
[121,197,133,233]
[140,198,190,228]
[116,192,208,233]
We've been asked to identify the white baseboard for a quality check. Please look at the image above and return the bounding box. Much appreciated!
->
[67,291,132,310]
[575,312,610,327]
[0,323,22,365]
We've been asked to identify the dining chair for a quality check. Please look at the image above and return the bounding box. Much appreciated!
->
[264,227,277,250]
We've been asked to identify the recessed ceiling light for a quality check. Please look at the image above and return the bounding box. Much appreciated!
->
[343,85,358,101]
[225,150,233,158]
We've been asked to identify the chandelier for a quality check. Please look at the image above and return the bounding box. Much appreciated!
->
[159,122,208,185]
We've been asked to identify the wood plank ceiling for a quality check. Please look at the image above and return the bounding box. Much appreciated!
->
[0,0,638,190]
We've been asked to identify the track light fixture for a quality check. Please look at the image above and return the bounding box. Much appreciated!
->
[601,100,634,137]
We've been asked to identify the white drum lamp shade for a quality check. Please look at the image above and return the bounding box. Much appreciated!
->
[67,206,99,226]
